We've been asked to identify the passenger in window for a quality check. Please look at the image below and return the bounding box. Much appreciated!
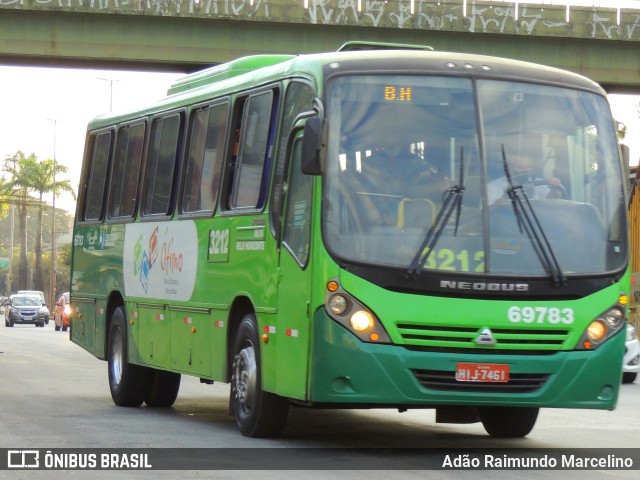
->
[360,143,449,226]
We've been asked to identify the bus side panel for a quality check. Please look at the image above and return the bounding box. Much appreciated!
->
[203,214,279,384]
[71,224,125,359]
[209,306,229,381]
[71,298,97,356]
[94,301,108,359]
[273,246,314,400]
[170,307,212,377]
[121,220,204,372]
[136,303,170,368]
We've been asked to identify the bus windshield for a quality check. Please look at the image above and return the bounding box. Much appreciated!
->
[323,75,627,277]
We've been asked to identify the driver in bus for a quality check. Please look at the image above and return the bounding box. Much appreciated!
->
[488,153,562,206]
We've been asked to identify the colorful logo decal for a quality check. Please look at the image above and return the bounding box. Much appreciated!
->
[123,221,198,301]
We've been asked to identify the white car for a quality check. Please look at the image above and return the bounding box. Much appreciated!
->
[623,324,640,384]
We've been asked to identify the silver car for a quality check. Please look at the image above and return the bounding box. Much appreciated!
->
[5,295,50,328]
[623,324,640,384]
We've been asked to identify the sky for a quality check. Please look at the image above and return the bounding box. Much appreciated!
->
[0,65,639,215]
[0,66,182,214]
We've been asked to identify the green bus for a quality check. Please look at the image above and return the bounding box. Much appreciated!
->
[71,42,629,438]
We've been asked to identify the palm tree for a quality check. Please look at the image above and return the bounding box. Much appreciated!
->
[0,177,11,220]
[23,158,75,293]
[3,151,33,290]
[3,151,75,292]
[0,178,12,292]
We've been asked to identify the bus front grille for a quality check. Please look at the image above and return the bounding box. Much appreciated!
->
[412,369,549,393]
[397,323,570,352]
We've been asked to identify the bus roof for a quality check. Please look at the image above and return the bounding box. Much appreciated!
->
[86,45,604,130]
[168,42,434,95]
[337,41,434,51]
[167,54,296,95]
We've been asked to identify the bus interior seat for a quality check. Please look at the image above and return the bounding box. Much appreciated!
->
[397,198,436,229]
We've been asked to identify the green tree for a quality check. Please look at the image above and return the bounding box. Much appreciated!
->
[2,151,75,292]
[0,177,11,219]
[23,158,75,293]
[0,178,14,293]
[3,151,34,290]
[0,203,73,296]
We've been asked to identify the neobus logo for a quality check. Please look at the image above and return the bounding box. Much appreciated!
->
[439,280,529,292]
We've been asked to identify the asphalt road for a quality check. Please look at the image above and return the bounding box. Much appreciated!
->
[1,317,638,480]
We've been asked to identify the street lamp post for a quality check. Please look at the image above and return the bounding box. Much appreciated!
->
[7,159,17,294]
[7,203,14,294]
[44,118,57,311]
[97,77,124,113]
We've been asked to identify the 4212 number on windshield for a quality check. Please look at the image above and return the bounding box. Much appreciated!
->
[420,248,484,272]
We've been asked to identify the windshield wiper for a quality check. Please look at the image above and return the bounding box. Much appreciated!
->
[406,147,465,278]
[501,146,566,286]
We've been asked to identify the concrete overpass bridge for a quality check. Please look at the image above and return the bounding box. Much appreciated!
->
[1,1,640,91]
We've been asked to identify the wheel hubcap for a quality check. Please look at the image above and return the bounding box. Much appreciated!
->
[233,345,257,413]
[110,331,124,387]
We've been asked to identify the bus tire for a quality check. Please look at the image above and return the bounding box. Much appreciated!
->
[107,306,149,407]
[145,369,181,407]
[479,406,539,438]
[231,314,289,437]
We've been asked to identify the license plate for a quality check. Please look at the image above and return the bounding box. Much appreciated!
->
[455,363,510,383]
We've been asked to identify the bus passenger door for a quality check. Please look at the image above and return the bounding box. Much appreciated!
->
[276,137,314,400]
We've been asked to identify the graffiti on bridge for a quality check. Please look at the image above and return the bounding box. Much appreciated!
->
[1,0,640,40]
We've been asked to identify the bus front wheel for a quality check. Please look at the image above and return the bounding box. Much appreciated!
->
[230,314,288,437]
[107,306,150,407]
[479,406,539,438]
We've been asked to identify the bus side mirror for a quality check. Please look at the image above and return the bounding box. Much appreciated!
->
[301,118,323,175]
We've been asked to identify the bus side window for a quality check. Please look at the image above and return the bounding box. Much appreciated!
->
[283,140,312,266]
[269,80,316,241]
[229,89,276,209]
[83,131,113,222]
[182,103,229,214]
[109,122,145,219]
[142,113,184,217]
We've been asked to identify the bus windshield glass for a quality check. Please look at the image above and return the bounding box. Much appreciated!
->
[323,75,627,276]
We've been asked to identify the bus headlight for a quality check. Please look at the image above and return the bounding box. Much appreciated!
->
[328,295,348,315]
[576,302,627,350]
[350,310,374,332]
[602,308,624,329]
[586,320,607,343]
[324,278,391,344]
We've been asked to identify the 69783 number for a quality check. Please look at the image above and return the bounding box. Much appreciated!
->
[508,306,574,325]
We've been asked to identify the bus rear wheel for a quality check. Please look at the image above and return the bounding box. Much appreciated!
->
[107,306,150,407]
[230,314,288,437]
[479,406,539,438]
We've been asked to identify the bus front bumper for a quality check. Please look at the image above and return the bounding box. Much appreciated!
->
[309,310,624,410]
